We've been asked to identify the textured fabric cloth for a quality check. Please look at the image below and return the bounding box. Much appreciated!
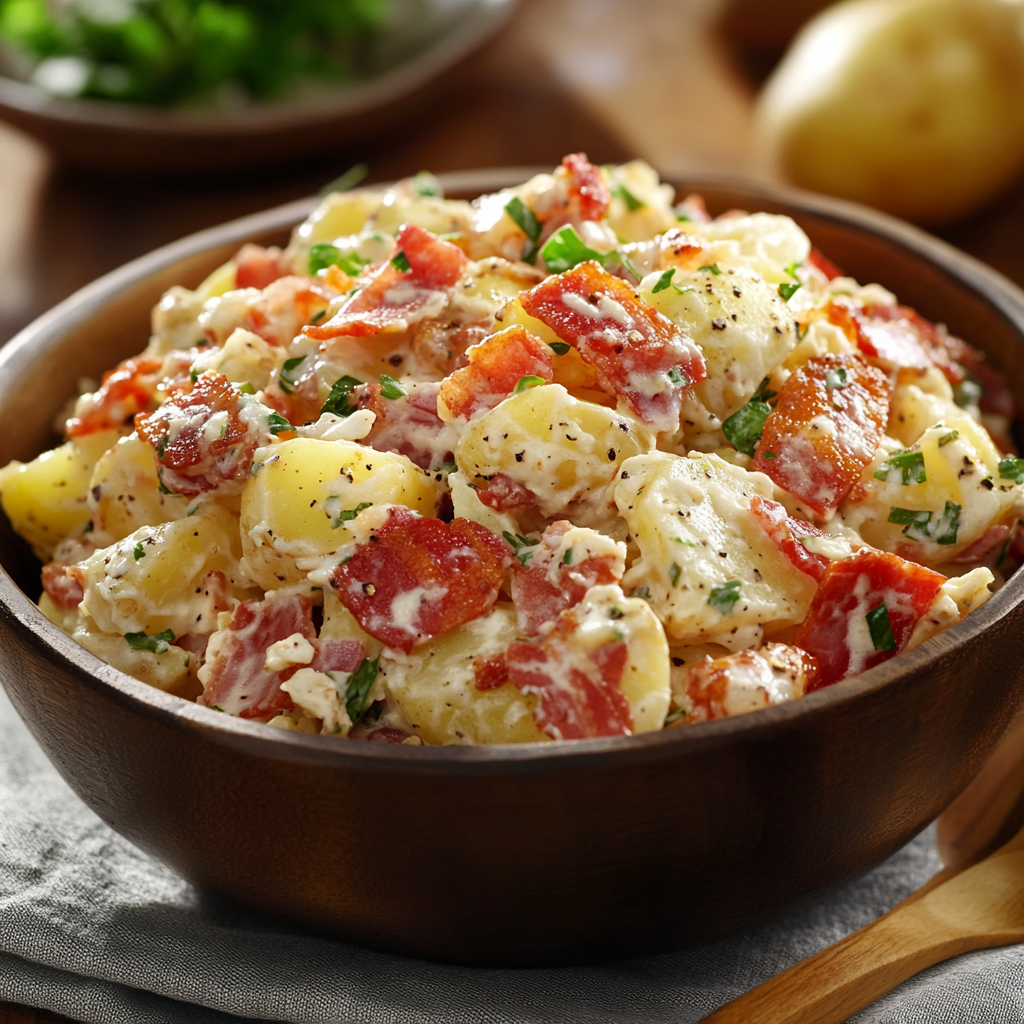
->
[2,683,1023,1024]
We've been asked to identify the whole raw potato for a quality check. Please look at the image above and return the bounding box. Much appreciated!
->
[755,0,1024,224]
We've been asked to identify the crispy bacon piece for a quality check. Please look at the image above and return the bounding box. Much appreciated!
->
[748,495,834,582]
[947,523,1013,565]
[66,355,164,438]
[440,326,554,421]
[510,521,623,635]
[476,472,539,513]
[753,353,890,519]
[473,653,509,691]
[793,549,946,689]
[312,639,365,675]
[519,261,705,433]
[239,276,337,348]
[561,152,610,225]
[234,244,288,291]
[135,371,271,496]
[41,562,84,610]
[330,506,514,653]
[504,613,632,740]
[360,381,455,471]
[198,593,315,718]
[684,643,819,722]
[304,224,467,342]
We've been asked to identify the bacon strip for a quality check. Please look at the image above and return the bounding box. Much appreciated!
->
[476,472,539,513]
[330,506,514,653]
[793,549,946,689]
[519,260,705,433]
[561,152,611,226]
[41,562,84,610]
[359,381,455,471]
[439,326,554,421]
[748,495,833,582]
[67,355,164,438]
[234,243,288,290]
[753,353,890,519]
[304,224,467,341]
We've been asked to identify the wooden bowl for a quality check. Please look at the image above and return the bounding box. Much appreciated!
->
[2,173,1024,967]
[0,0,513,173]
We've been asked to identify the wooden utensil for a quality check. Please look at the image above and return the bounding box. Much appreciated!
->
[699,817,1024,1023]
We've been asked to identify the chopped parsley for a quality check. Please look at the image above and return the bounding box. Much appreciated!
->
[440,458,458,474]
[673,536,696,547]
[337,252,370,276]
[874,449,926,486]
[999,455,1024,485]
[321,374,363,417]
[341,657,380,726]
[612,182,644,210]
[634,586,652,600]
[778,262,802,302]
[379,374,406,400]
[278,355,306,395]
[938,430,959,448]
[668,562,682,587]
[331,501,371,528]
[514,375,546,394]
[563,547,574,565]
[410,171,441,197]
[825,367,848,390]
[266,410,293,435]
[651,267,692,296]
[309,243,342,275]
[666,366,688,386]
[888,501,961,544]
[502,531,536,566]
[866,602,896,652]
[548,341,572,355]
[504,196,542,262]
[722,377,776,457]
[708,580,741,614]
[539,225,639,279]
[698,263,722,275]
[124,629,174,655]
[390,250,411,272]
[133,542,146,560]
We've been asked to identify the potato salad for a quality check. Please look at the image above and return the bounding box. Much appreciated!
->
[3,154,1019,744]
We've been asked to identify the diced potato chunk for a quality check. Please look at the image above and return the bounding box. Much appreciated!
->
[456,384,654,525]
[616,451,817,645]
[240,437,442,591]
[380,606,548,745]
[79,504,247,637]
[72,620,193,693]
[0,429,120,560]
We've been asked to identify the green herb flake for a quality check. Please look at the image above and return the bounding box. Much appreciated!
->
[778,281,801,302]
[888,502,961,545]
[825,367,848,390]
[763,451,777,460]
[124,629,174,655]
[668,562,682,587]
[634,586,652,600]
[698,263,722,275]
[673,536,696,547]
[391,250,411,273]
[379,374,407,400]
[342,657,380,726]
[722,377,776,457]
[133,541,146,560]
[266,410,293,435]
[502,531,536,567]
[278,355,306,395]
[332,501,371,528]
[612,182,644,211]
[189,368,199,384]
[440,458,458,474]
[321,375,364,418]
[666,366,688,386]
[540,225,605,274]
[411,171,441,197]
[562,547,574,565]
[237,382,255,395]
[866,602,896,652]
[999,455,1024,484]
[505,195,541,243]
[548,341,572,355]
[874,449,927,486]
[954,379,982,409]
[309,243,341,275]
[514,375,546,394]
[938,430,959,448]
[708,580,741,614]
[651,267,692,297]
[664,708,687,726]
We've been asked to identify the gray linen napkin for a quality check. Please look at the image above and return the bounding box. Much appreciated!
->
[2,684,1023,1024]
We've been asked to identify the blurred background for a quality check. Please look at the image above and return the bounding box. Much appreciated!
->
[3,0,1024,356]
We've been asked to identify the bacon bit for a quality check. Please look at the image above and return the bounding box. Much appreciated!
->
[239,276,337,348]
[947,523,1013,565]
[477,472,539,512]
[234,244,288,290]
[684,643,819,722]
[519,261,705,433]
[511,521,622,636]
[330,506,514,653]
[676,193,711,225]
[505,614,632,740]
[304,224,467,342]
[440,326,554,421]
[360,381,453,471]
[135,371,269,496]
[793,548,946,689]
[409,317,491,379]
[198,593,317,718]
[66,355,164,438]
[41,562,84,609]
[753,353,890,519]
[473,653,509,691]
[354,725,418,743]
[312,639,365,674]
[748,495,833,582]
[807,247,844,281]
[657,228,708,270]
[561,152,611,225]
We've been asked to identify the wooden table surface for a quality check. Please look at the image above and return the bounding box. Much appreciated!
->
[4,0,1024,1020]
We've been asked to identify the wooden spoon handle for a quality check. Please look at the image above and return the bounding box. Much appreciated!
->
[698,899,983,1024]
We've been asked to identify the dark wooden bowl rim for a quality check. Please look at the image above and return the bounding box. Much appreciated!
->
[2,168,1021,777]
